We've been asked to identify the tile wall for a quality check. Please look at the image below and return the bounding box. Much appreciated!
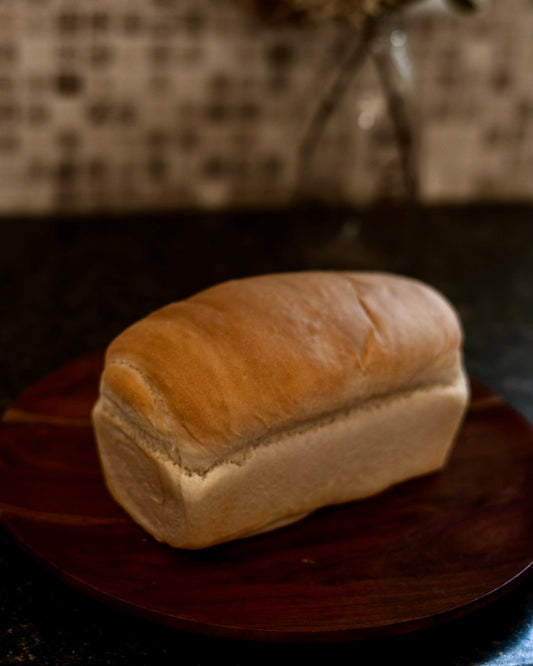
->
[0,0,530,212]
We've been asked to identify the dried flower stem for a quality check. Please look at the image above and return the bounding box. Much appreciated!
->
[372,43,419,201]
[293,16,379,199]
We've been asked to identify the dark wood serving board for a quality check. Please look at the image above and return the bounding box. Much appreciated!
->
[0,352,532,642]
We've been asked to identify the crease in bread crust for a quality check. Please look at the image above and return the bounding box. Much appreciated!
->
[96,369,467,480]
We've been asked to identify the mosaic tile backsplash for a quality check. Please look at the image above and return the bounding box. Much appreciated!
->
[0,0,531,213]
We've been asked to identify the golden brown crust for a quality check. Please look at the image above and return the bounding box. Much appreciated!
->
[97,271,463,473]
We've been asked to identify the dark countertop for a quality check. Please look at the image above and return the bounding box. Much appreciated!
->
[1,206,532,665]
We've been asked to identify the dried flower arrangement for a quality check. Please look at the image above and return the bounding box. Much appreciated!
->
[244,0,415,28]
[241,0,482,202]
[243,0,480,27]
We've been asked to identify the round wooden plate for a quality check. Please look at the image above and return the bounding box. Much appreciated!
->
[0,352,532,642]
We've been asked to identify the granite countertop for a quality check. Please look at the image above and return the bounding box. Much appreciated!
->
[1,206,532,665]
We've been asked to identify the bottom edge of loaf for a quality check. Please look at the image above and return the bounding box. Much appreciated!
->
[93,373,468,549]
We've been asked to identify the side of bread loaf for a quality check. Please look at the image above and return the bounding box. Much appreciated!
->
[92,271,469,549]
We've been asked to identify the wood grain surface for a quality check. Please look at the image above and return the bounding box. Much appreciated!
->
[0,352,532,642]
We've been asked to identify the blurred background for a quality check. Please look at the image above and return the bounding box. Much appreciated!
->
[0,0,531,213]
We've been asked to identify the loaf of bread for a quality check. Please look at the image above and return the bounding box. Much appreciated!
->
[92,271,468,549]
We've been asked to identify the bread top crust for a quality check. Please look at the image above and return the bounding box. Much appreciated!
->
[96,271,464,472]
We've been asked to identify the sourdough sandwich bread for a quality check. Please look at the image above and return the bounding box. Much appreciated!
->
[92,271,469,549]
